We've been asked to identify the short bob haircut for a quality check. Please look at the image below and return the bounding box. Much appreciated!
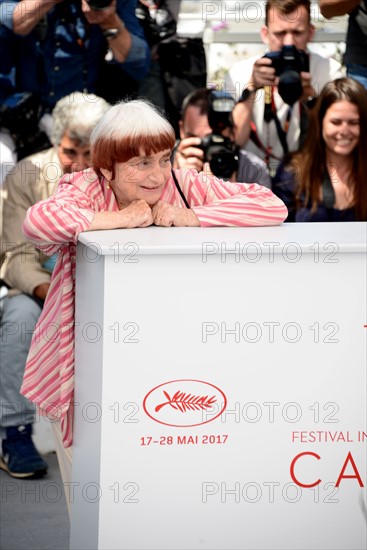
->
[91,99,176,177]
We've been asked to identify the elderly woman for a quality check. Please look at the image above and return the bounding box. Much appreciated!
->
[21,100,286,480]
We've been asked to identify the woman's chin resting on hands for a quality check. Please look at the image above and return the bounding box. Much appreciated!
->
[21,99,287,449]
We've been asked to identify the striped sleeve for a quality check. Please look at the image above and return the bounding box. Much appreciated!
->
[178,169,288,227]
[23,172,96,253]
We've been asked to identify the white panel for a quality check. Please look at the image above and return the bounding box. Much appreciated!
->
[71,226,367,550]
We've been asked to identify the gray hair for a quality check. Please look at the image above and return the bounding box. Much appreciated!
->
[51,92,111,146]
[90,99,176,176]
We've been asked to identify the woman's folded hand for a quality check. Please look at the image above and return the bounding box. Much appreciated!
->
[152,200,200,227]
[121,199,154,228]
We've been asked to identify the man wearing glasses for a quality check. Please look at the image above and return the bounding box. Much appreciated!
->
[0,92,110,479]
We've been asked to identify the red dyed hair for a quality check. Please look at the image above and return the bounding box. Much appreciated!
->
[90,99,176,177]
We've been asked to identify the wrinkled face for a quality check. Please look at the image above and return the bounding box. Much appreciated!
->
[262,7,314,51]
[322,100,360,158]
[58,132,91,174]
[101,149,172,208]
[180,105,212,139]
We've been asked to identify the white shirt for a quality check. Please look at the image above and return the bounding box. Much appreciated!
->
[225,51,343,173]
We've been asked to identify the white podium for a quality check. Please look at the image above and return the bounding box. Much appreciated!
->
[70,223,367,550]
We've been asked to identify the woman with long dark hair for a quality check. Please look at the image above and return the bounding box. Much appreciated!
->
[272,77,367,221]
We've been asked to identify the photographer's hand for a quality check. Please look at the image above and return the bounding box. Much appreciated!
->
[252,57,277,89]
[300,71,317,102]
[173,137,205,172]
[82,0,116,25]
[231,57,277,149]
[81,0,132,62]
[33,283,51,302]
[319,0,360,18]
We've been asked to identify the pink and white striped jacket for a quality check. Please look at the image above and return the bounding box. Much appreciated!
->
[22,168,287,446]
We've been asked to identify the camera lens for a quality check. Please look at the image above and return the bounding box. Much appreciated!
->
[278,70,303,105]
[208,148,239,179]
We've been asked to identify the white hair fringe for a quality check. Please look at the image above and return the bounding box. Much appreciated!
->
[90,99,173,145]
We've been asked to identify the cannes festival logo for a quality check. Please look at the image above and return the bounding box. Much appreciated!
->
[143,379,227,427]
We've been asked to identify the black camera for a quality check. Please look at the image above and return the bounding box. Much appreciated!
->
[263,45,309,105]
[0,92,50,160]
[197,90,239,179]
[86,0,113,9]
[0,92,41,132]
[135,1,177,46]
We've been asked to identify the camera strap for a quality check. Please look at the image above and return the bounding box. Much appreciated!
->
[171,169,190,209]
[250,87,292,167]
[265,87,292,156]
[271,110,291,156]
[249,122,279,162]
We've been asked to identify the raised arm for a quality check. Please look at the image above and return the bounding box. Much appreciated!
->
[96,0,150,78]
[228,57,276,148]
[81,0,132,63]
[12,0,61,36]
[231,99,254,149]
[319,0,361,18]
[8,0,150,78]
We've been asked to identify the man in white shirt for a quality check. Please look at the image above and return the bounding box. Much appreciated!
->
[225,0,343,177]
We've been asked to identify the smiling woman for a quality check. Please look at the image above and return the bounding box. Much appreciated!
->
[19,98,287,511]
[101,150,173,205]
[20,99,287,456]
[272,77,367,222]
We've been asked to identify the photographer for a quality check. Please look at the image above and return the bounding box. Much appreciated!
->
[225,0,343,177]
[173,88,271,187]
[0,92,110,481]
[4,0,150,103]
[0,0,150,170]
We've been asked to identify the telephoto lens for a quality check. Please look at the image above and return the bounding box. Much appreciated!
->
[198,135,239,180]
[86,0,113,9]
[262,45,309,105]
[196,90,239,179]
[277,71,303,106]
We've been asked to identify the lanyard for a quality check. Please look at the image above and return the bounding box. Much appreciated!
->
[264,86,293,156]
[249,86,296,170]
